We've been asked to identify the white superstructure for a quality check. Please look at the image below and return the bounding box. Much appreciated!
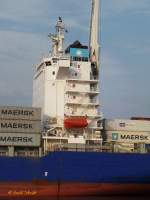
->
[33,1,102,152]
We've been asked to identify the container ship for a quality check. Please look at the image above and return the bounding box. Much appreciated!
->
[0,0,150,199]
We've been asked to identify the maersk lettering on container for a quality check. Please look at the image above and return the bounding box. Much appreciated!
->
[0,119,41,133]
[107,131,150,144]
[0,133,41,146]
[0,106,41,121]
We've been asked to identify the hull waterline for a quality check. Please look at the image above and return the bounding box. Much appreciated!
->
[1,182,150,199]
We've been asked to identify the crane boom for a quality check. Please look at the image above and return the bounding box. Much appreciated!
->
[89,0,100,70]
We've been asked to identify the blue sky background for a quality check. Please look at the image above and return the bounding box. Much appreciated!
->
[0,0,149,119]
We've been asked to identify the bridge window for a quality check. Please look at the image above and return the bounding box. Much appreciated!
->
[45,61,51,66]
[72,57,88,62]
[52,58,58,63]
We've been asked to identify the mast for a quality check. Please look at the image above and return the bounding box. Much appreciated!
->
[89,0,100,70]
[48,17,65,56]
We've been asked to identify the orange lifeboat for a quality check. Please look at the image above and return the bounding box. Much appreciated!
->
[64,117,88,128]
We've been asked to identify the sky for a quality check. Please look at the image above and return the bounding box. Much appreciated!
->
[0,0,150,119]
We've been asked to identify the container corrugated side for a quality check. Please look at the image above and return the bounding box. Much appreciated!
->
[0,132,41,146]
[104,119,150,132]
[0,106,41,121]
[105,130,150,144]
[0,119,41,133]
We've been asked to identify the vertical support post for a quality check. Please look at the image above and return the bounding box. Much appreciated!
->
[8,146,14,157]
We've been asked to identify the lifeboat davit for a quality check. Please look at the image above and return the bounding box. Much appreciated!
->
[64,117,88,128]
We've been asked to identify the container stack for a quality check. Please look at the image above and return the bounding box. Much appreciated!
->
[103,119,150,153]
[0,106,41,157]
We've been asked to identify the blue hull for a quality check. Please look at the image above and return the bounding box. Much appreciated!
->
[0,151,150,184]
